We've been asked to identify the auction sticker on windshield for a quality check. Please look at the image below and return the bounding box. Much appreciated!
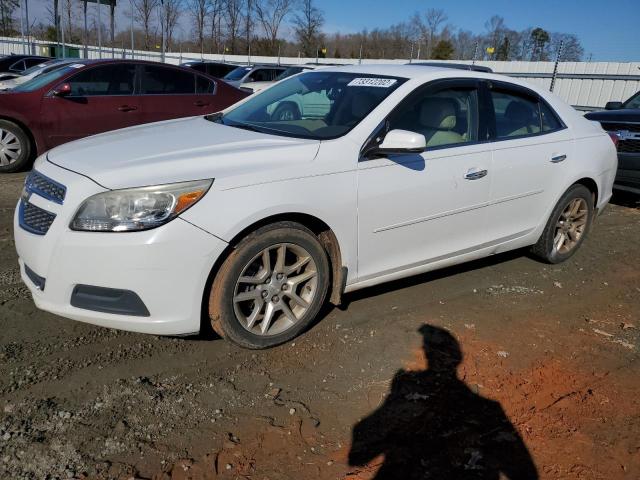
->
[347,78,397,88]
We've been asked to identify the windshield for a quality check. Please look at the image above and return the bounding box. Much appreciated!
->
[13,65,80,92]
[224,66,251,81]
[624,91,640,109]
[218,71,406,140]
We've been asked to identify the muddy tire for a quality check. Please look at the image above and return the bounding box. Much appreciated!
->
[531,184,594,264]
[0,120,32,173]
[209,222,330,349]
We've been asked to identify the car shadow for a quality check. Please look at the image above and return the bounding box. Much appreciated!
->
[348,324,539,479]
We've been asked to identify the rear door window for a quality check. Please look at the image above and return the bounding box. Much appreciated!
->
[196,75,215,94]
[491,90,541,138]
[66,64,136,96]
[9,60,25,72]
[141,65,195,94]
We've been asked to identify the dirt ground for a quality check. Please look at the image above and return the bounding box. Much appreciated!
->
[1,171,639,480]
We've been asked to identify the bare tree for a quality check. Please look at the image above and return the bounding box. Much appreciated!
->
[188,0,210,54]
[161,0,182,51]
[292,0,323,57]
[255,0,293,54]
[0,0,18,36]
[132,0,159,50]
[225,0,243,53]
[424,8,446,58]
[208,0,223,53]
[484,15,505,59]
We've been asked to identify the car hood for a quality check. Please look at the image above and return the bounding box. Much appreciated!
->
[47,116,321,189]
[585,108,640,123]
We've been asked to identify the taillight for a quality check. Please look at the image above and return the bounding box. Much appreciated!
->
[607,132,619,149]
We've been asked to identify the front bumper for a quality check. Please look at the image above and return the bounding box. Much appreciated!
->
[14,161,228,336]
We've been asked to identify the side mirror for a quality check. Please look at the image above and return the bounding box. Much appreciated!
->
[52,83,72,97]
[605,101,623,110]
[374,129,427,155]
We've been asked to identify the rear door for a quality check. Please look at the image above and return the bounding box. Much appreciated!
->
[41,63,140,147]
[483,81,572,241]
[139,64,212,122]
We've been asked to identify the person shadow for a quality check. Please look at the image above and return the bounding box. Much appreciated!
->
[348,325,538,479]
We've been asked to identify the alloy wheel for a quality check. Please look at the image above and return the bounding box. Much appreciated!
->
[553,198,588,254]
[233,243,318,336]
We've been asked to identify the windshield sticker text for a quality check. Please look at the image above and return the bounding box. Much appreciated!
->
[347,78,397,88]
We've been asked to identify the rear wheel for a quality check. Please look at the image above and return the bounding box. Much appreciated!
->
[0,120,31,173]
[209,222,330,349]
[531,184,594,263]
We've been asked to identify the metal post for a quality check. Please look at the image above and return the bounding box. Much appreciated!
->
[248,44,251,64]
[472,41,478,65]
[315,46,318,64]
[550,39,564,92]
[97,0,102,58]
[160,0,165,62]
[24,0,31,53]
[277,44,280,65]
[130,0,134,57]
[19,0,26,54]
[358,44,362,65]
[409,43,414,63]
[60,0,65,58]
[83,0,88,58]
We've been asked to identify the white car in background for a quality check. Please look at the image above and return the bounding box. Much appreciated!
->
[0,59,75,90]
[223,64,287,90]
[243,65,318,93]
[15,65,617,349]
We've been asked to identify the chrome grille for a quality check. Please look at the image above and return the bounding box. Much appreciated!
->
[19,201,57,235]
[25,170,66,204]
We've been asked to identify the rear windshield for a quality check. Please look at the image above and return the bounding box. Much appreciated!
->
[224,66,251,81]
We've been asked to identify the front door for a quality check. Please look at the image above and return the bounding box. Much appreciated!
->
[41,63,140,149]
[357,79,493,282]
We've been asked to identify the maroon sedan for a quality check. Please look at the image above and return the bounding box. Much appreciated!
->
[0,59,249,172]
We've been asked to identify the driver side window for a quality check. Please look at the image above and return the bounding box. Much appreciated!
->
[388,86,479,148]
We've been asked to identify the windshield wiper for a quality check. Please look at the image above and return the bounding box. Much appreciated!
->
[225,121,264,133]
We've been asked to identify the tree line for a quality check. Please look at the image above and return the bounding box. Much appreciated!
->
[0,0,584,61]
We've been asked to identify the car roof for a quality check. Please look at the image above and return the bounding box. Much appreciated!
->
[407,62,493,73]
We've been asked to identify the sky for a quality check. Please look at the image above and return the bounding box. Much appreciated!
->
[23,0,640,62]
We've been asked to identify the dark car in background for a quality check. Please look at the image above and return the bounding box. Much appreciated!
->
[586,91,640,194]
[0,54,51,78]
[181,60,241,78]
[0,59,249,172]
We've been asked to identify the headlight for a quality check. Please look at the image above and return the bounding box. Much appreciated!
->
[70,179,213,232]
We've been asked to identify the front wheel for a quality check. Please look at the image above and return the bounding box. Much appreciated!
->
[208,222,330,349]
[531,184,594,263]
[0,120,31,173]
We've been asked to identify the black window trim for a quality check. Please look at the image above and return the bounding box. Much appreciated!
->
[361,77,486,159]
[481,79,567,143]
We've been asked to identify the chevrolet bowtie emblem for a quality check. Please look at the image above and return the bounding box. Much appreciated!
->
[616,130,640,141]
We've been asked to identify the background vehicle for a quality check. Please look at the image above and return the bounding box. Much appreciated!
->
[0,54,51,78]
[14,66,616,349]
[181,60,241,78]
[585,91,640,194]
[243,65,318,94]
[0,59,248,172]
[0,58,75,90]
[223,64,287,89]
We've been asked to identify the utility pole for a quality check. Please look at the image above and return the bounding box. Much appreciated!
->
[472,41,479,65]
[160,0,165,62]
[19,0,26,53]
[83,0,88,58]
[97,0,103,58]
[130,0,134,57]
[60,0,65,57]
[24,0,30,53]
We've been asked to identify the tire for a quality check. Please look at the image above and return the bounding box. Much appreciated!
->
[208,222,330,349]
[0,120,32,173]
[272,102,301,121]
[531,184,594,264]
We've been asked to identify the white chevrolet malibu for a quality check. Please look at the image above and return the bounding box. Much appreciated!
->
[14,65,617,349]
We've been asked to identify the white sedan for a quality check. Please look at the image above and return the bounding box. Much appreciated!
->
[14,65,617,349]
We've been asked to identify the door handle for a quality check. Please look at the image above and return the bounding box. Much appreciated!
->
[117,105,137,112]
[551,154,567,163]
[464,169,488,180]
[194,101,210,107]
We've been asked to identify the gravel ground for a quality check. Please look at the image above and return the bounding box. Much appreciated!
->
[1,171,639,480]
